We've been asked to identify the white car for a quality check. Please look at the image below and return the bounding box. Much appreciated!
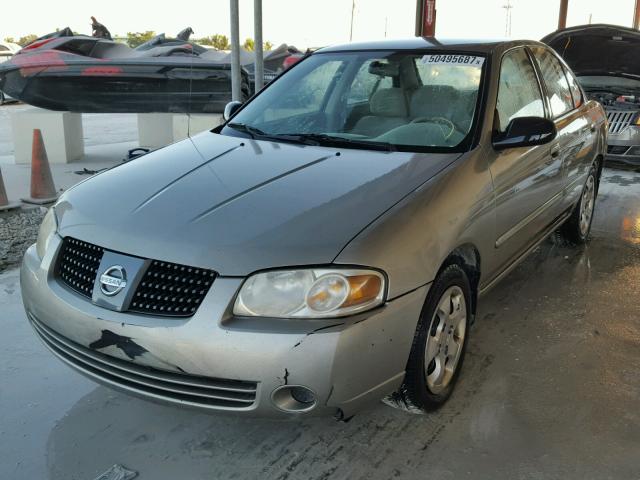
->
[0,41,20,104]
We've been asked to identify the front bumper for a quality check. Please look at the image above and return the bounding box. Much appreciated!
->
[20,236,428,418]
[605,128,640,166]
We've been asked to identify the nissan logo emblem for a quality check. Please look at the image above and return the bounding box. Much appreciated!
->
[99,265,127,296]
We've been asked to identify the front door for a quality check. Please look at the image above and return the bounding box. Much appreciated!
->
[488,47,565,276]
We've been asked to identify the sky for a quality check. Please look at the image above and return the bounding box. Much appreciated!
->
[1,0,638,49]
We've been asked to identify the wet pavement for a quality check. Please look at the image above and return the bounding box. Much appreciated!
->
[1,167,639,480]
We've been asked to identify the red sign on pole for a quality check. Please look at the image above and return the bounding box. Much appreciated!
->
[422,0,437,37]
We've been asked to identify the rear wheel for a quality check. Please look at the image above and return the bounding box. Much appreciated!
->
[560,163,598,244]
[389,264,471,413]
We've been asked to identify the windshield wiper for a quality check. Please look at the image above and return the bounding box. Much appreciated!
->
[274,133,396,151]
[225,123,314,145]
[226,127,396,151]
[226,122,267,139]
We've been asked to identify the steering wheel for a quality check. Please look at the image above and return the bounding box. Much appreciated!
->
[411,116,456,140]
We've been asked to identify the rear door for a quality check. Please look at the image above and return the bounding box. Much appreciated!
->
[529,45,594,209]
[489,47,564,274]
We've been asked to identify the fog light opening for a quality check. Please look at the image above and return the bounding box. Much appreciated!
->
[271,385,317,413]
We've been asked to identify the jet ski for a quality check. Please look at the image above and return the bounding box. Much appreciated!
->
[0,40,20,104]
[0,26,252,113]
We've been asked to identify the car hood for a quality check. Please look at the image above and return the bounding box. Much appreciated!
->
[541,24,640,78]
[55,132,460,275]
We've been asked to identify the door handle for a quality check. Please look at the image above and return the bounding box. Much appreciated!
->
[551,146,561,158]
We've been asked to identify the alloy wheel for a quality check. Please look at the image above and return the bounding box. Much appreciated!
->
[424,285,467,394]
[579,174,596,237]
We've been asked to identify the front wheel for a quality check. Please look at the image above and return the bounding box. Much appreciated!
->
[560,164,598,244]
[389,264,471,413]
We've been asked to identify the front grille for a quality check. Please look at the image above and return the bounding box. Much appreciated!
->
[56,238,104,298]
[606,110,636,134]
[129,260,216,317]
[608,145,629,155]
[55,237,216,318]
[29,315,258,410]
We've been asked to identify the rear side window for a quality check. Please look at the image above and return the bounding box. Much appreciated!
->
[564,67,584,108]
[495,48,545,132]
[530,46,574,117]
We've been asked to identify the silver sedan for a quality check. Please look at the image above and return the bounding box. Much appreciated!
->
[22,38,607,418]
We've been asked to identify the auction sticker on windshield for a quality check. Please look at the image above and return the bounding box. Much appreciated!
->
[420,54,485,66]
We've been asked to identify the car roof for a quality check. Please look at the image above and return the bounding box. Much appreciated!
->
[317,37,545,54]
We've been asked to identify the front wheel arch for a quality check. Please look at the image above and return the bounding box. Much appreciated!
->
[594,154,603,194]
[437,244,481,318]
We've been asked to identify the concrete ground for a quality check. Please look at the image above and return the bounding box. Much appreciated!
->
[0,103,138,202]
[0,104,222,204]
[1,167,639,479]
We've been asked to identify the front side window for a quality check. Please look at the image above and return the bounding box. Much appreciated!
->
[495,48,545,132]
[531,46,574,117]
[223,50,486,151]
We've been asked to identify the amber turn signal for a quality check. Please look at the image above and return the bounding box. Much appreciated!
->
[342,275,383,308]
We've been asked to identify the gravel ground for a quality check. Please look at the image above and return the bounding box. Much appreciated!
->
[0,207,45,272]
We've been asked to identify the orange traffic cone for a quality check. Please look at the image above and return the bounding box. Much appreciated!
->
[0,167,19,212]
[21,129,58,205]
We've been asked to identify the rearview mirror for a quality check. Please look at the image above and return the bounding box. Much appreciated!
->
[368,60,400,77]
[223,101,243,122]
[492,116,556,150]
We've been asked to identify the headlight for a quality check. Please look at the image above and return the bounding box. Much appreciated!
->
[36,207,57,260]
[233,268,386,318]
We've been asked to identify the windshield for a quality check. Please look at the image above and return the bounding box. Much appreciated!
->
[222,50,485,151]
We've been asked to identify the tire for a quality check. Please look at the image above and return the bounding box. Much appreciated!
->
[390,264,472,413]
[560,163,598,244]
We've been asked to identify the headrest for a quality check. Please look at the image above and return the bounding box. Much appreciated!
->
[410,85,458,117]
[370,88,407,117]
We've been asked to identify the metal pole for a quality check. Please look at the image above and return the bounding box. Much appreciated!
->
[349,0,356,41]
[230,0,242,102]
[415,0,424,36]
[634,0,640,29]
[503,0,513,37]
[558,0,569,30]
[254,0,264,92]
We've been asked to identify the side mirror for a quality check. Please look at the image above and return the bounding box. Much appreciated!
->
[223,101,243,122]
[492,116,557,150]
